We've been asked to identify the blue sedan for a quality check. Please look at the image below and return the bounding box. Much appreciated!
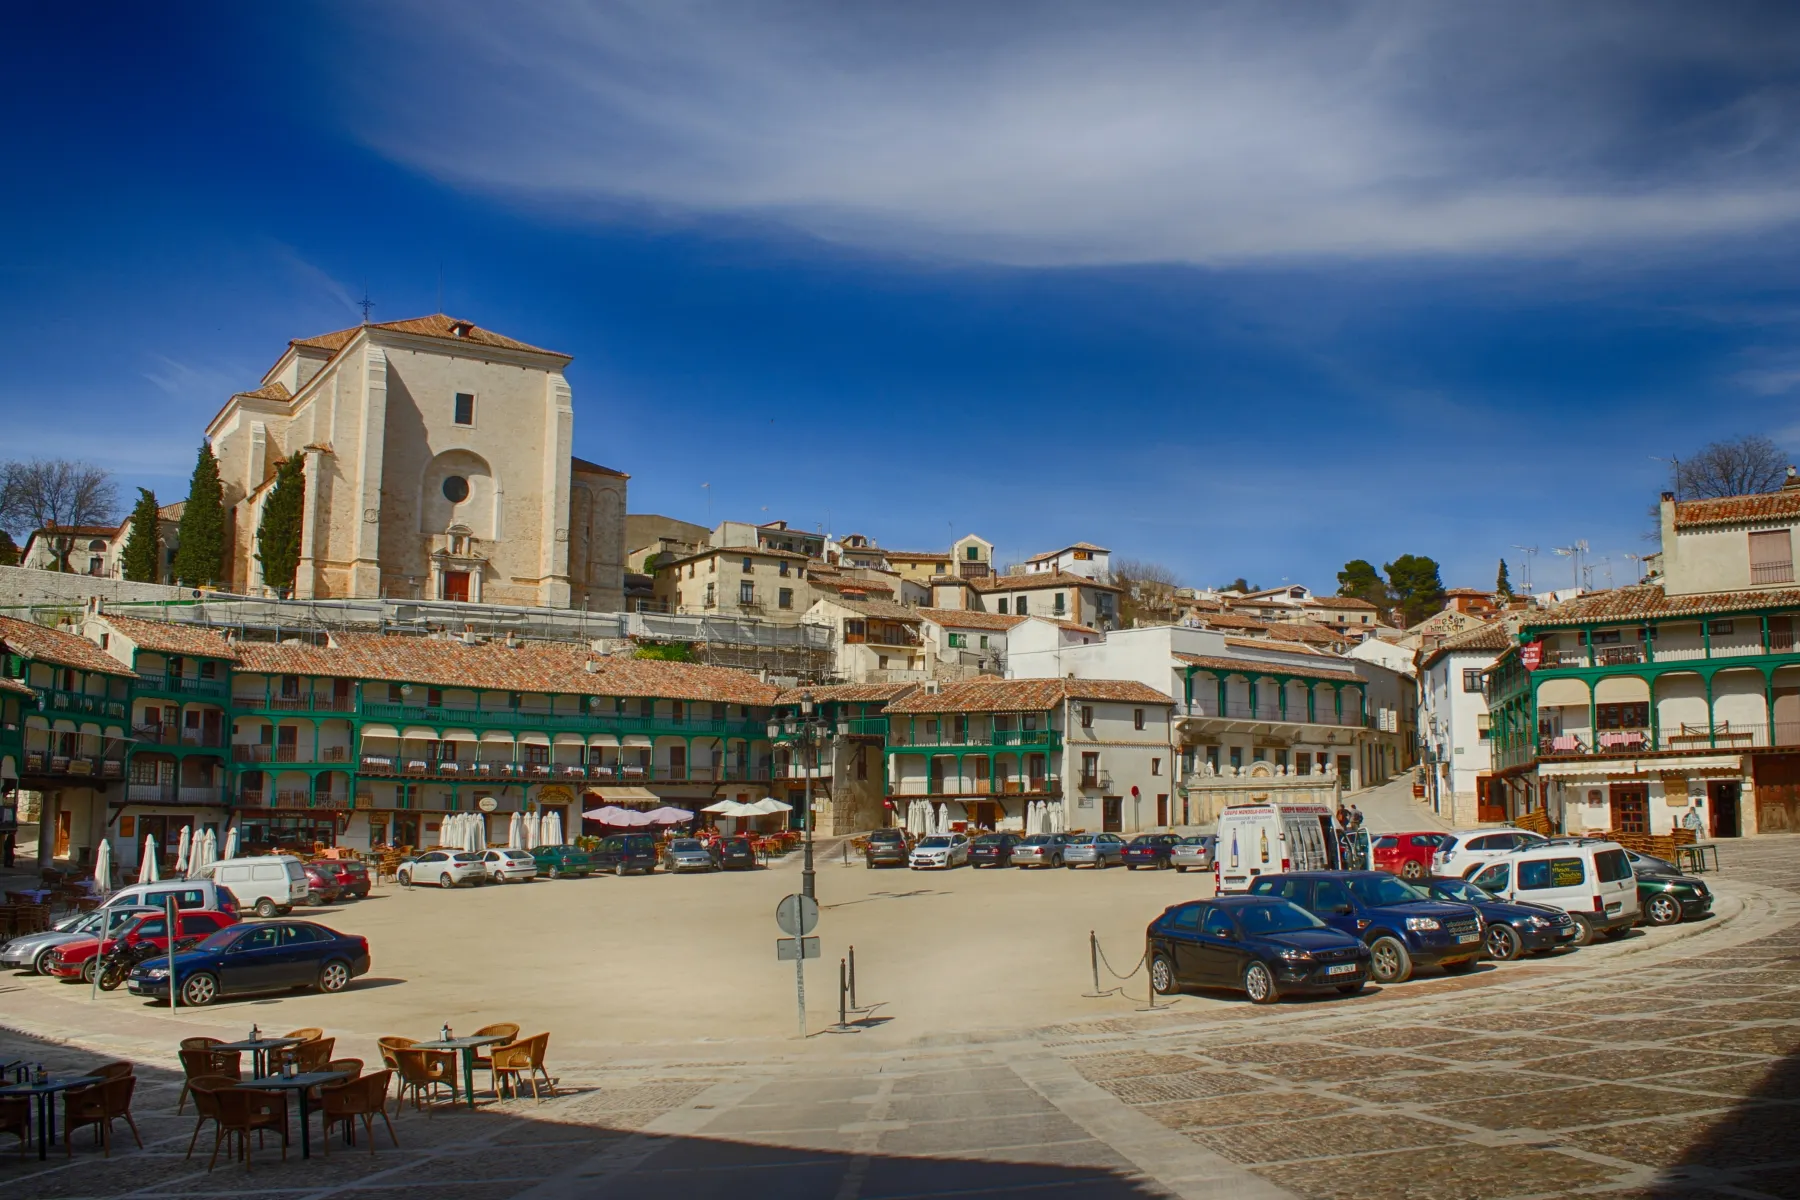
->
[128,921,371,1007]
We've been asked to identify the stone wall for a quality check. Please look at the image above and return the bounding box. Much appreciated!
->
[0,564,206,611]
[1182,761,1344,826]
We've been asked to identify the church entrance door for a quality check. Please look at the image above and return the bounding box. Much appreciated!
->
[443,571,471,602]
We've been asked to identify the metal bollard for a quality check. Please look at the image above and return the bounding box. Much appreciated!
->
[837,958,850,1030]
[1082,930,1110,997]
[848,944,858,1010]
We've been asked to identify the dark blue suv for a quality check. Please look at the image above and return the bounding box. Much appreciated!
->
[1248,870,1485,983]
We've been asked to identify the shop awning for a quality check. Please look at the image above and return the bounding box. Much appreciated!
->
[1538,754,1742,778]
[1594,676,1651,704]
[1535,678,1590,708]
[401,726,438,741]
[587,734,619,748]
[360,724,400,740]
[553,732,587,747]
[590,786,660,805]
[519,732,551,746]
[480,730,514,744]
[441,729,478,743]
[621,734,652,748]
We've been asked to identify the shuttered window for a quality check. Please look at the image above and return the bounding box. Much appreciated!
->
[1750,530,1793,584]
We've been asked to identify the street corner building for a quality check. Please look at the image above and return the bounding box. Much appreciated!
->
[1483,479,1800,839]
[205,314,627,609]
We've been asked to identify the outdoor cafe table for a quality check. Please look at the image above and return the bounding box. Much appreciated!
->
[239,1070,350,1159]
[212,1036,306,1079]
[0,1074,102,1160]
[414,1034,509,1110]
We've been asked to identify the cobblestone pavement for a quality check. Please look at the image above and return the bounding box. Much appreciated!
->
[2,836,1795,1199]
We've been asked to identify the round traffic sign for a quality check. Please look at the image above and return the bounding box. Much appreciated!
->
[775,893,819,937]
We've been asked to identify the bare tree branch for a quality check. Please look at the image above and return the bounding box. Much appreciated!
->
[0,458,120,569]
[1674,435,1788,500]
[1110,557,1183,626]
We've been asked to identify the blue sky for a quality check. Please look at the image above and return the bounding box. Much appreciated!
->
[4,2,1800,593]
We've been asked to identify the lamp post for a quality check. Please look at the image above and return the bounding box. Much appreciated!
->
[768,690,828,900]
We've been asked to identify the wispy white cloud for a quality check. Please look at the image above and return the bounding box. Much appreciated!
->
[334,1,1800,266]
[270,244,363,318]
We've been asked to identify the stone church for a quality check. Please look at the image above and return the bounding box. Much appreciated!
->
[206,315,626,610]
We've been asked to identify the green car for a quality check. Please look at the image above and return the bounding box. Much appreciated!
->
[1637,872,1712,926]
[530,844,594,880]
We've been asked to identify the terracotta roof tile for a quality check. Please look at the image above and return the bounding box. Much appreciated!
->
[1025,541,1111,562]
[825,597,921,622]
[886,677,1171,714]
[773,683,920,704]
[291,314,564,359]
[1264,623,1342,645]
[969,571,1121,594]
[1173,651,1361,683]
[1672,489,1800,530]
[916,608,1027,632]
[235,381,293,402]
[0,675,37,699]
[0,616,136,677]
[1522,583,1800,629]
[570,456,628,478]
[1307,596,1380,610]
[1192,612,1273,631]
[93,615,235,659]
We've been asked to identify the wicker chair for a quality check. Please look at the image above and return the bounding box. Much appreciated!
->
[294,1038,337,1073]
[1,1096,27,1160]
[207,1087,288,1172]
[183,1076,234,1160]
[315,1070,398,1155]
[470,1023,520,1093]
[62,1076,142,1157]
[177,1046,242,1114]
[376,1036,422,1102]
[390,1048,458,1114]
[490,1033,556,1103]
[273,1028,326,1070]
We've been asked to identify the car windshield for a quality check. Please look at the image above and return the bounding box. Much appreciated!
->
[973,835,1007,845]
[453,853,483,862]
[1178,836,1210,846]
[670,840,705,851]
[194,926,248,952]
[1235,901,1327,934]
[1349,876,1431,906]
[917,837,952,848]
[1432,879,1490,904]
[1127,836,1162,847]
[870,830,904,841]
[1019,836,1056,846]
[55,911,102,934]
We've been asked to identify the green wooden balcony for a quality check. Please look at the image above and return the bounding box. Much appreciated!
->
[132,673,229,700]
[32,687,128,721]
[357,702,765,740]
[885,728,1062,753]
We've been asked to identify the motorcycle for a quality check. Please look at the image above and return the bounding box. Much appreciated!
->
[96,935,201,991]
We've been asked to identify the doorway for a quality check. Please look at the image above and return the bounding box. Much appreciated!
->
[54,808,72,858]
[442,571,471,602]
[1707,780,1741,838]
[1753,755,1800,833]
[1102,796,1122,832]
[1609,785,1648,835]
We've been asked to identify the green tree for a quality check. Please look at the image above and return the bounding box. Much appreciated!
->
[0,530,17,566]
[1495,558,1512,597]
[172,443,226,588]
[119,488,162,582]
[1337,559,1392,615]
[255,454,305,596]
[1385,554,1446,627]
[633,641,693,662]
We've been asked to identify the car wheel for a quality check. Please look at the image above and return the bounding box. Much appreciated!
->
[1175,865,1187,874]
[547,866,561,881]
[616,862,628,877]
[317,959,351,994]
[1570,916,1597,946]
[1400,860,1425,881]
[1368,936,1412,984]
[1150,954,1179,995]
[33,947,58,975]
[435,872,453,888]
[1485,922,1523,961]
[1646,895,1682,926]
[397,869,412,888]
[1127,864,1138,871]
[255,898,278,919]
[1243,961,1279,1004]
[181,972,219,1007]
[82,958,99,984]
[1601,925,1630,940]
[1335,982,1366,995]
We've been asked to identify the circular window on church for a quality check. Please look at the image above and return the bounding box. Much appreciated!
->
[442,475,470,503]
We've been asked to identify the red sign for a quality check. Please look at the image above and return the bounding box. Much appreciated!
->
[1520,641,1544,670]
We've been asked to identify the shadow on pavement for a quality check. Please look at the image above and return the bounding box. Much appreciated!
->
[1647,1041,1800,1196]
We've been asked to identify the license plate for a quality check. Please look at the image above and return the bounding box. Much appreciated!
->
[1325,963,1357,976]
[1457,932,1480,943]
[1605,902,1621,913]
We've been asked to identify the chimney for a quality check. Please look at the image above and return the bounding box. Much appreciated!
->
[1784,466,1800,491]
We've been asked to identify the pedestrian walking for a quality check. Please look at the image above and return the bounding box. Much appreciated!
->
[1349,804,1364,830]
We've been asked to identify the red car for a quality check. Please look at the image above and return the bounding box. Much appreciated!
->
[1372,832,1447,880]
[47,910,239,982]
[311,858,371,900]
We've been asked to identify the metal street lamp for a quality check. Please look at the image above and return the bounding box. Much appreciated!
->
[797,690,821,900]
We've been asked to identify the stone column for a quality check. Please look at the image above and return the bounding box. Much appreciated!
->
[349,346,388,598]
[538,372,574,609]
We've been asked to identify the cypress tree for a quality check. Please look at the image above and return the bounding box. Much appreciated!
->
[120,487,161,582]
[1495,558,1513,597]
[172,443,226,588]
[255,454,306,596]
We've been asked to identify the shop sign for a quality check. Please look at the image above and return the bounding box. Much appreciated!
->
[1519,641,1545,671]
[538,786,573,807]
[477,796,498,813]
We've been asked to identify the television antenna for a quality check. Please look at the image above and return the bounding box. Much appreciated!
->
[1623,552,1648,582]
[1552,540,1589,589]
[1511,545,1538,593]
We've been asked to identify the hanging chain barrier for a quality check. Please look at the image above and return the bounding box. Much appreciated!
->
[1082,929,1169,1011]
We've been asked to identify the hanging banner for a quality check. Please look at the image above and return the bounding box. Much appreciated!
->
[1520,641,1545,671]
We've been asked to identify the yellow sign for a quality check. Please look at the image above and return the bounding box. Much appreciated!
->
[537,786,573,807]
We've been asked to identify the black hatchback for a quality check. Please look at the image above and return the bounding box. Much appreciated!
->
[970,833,1019,868]
[1423,875,1579,960]
[718,837,761,870]
[1147,895,1371,1004]
[1122,834,1179,870]
[588,834,660,876]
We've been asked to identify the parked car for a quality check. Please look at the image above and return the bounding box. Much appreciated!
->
[396,850,489,888]
[1464,839,1640,944]
[1122,834,1180,870]
[1011,834,1074,869]
[531,844,597,879]
[1062,833,1127,869]
[1146,895,1372,1004]
[1431,829,1550,879]
[481,848,540,883]
[718,837,761,870]
[189,856,310,917]
[969,833,1019,868]
[587,835,658,876]
[128,920,371,1006]
[1623,848,1680,876]
[48,909,238,983]
[1372,832,1448,880]
[909,834,970,869]
[1170,835,1216,873]
[311,858,372,899]
[863,828,910,868]
[1421,875,1581,960]
[662,838,719,873]
[1636,871,1713,926]
[301,863,342,906]
[1215,802,1344,892]
[102,877,242,918]
[1,905,158,976]
[1249,871,1485,983]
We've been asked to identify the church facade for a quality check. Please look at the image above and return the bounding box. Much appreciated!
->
[206,315,626,610]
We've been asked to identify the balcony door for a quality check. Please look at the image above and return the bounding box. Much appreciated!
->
[443,571,471,602]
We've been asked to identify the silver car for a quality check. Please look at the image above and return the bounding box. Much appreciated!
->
[1011,834,1074,868]
[481,848,539,883]
[1062,833,1126,868]
[1170,835,1216,873]
[1,904,159,975]
[662,838,719,873]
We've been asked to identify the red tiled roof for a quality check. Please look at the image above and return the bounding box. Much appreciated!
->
[291,314,564,359]
[1174,651,1361,684]
[234,381,293,402]
[916,609,1027,632]
[1307,596,1380,610]
[0,676,36,699]
[571,457,628,478]
[1264,623,1342,645]
[886,677,1171,714]
[1192,612,1273,631]
[1522,583,1800,629]
[823,597,920,622]
[0,616,136,677]
[774,683,920,704]
[969,571,1121,594]
[1672,489,1800,530]
[93,615,235,659]
[1025,541,1111,562]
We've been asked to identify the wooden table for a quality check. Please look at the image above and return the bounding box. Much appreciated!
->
[1676,843,1720,874]
[212,1036,306,1079]
[239,1071,350,1159]
[0,1075,102,1160]
[414,1034,509,1110]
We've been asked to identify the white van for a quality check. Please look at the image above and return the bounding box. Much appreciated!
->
[1215,802,1349,893]
[103,879,237,916]
[191,856,310,918]
[1466,839,1639,944]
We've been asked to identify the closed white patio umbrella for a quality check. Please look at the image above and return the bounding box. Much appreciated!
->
[543,810,563,845]
[138,834,159,883]
[508,811,524,848]
[192,827,216,875]
[92,838,112,895]
[175,825,192,874]
[472,814,487,853]
[223,824,240,860]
